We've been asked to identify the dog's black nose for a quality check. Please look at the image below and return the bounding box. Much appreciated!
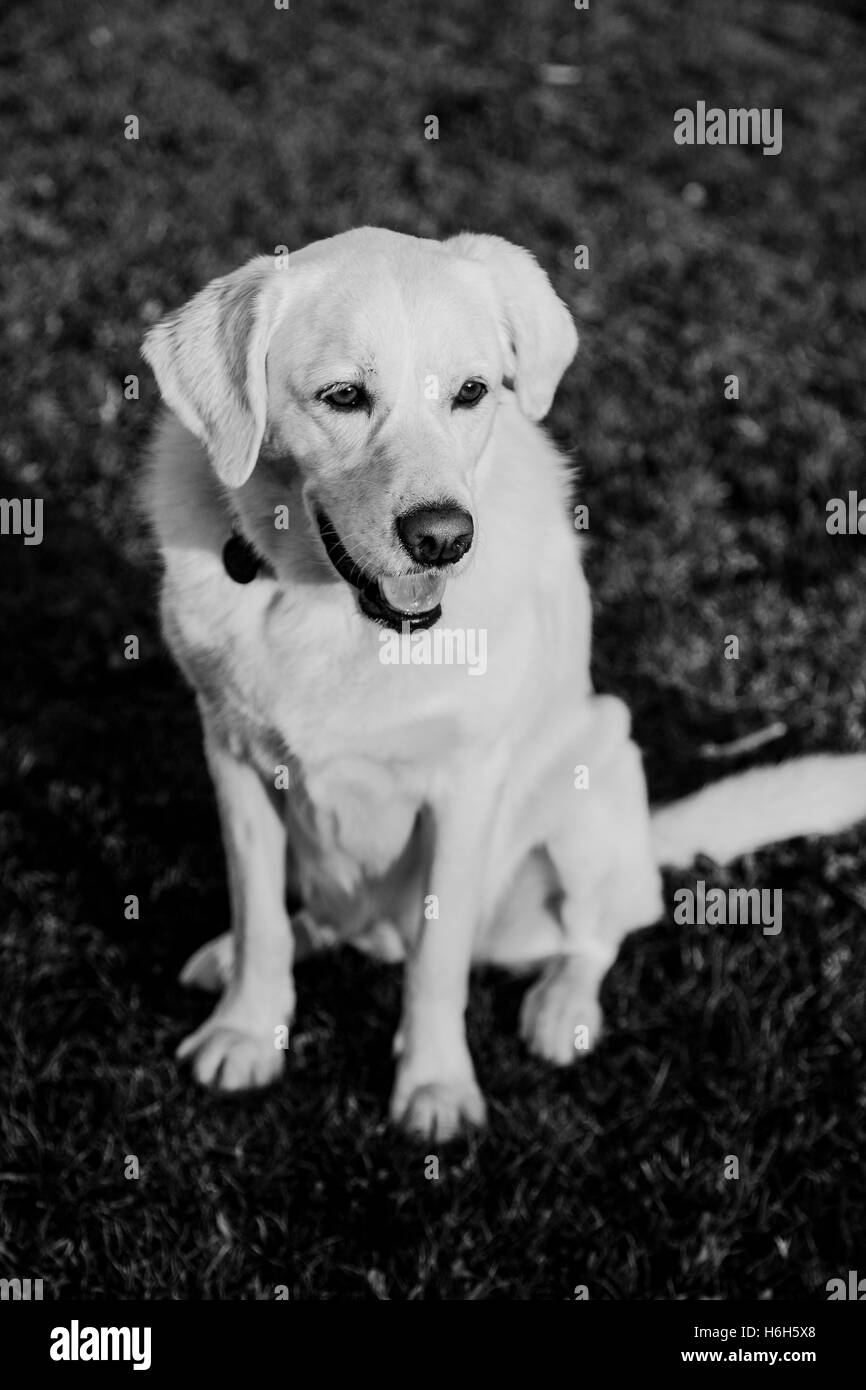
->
[396,505,474,566]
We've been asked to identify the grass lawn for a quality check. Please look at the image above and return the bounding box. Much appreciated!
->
[1,0,864,1299]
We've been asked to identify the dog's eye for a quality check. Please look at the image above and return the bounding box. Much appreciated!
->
[320,384,366,411]
[454,379,487,408]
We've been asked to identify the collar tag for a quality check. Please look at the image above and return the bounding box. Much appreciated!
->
[223,531,263,584]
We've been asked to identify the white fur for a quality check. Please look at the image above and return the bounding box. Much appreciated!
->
[142,227,865,1139]
[651,755,866,867]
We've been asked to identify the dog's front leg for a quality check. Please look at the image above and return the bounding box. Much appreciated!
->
[390,775,501,1140]
[176,723,295,1091]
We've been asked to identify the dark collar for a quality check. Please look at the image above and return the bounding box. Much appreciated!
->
[222,530,272,584]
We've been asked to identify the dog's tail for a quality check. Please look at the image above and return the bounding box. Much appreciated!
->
[650,754,866,867]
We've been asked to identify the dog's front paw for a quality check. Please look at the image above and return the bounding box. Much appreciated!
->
[176,1014,288,1091]
[397,1081,487,1140]
[390,1062,487,1140]
[519,958,604,1066]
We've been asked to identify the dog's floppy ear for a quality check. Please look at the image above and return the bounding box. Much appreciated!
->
[444,233,578,421]
[142,255,292,488]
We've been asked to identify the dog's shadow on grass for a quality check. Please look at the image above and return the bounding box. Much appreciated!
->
[0,471,222,1012]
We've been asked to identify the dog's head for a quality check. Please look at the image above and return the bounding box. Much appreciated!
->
[143,228,577,627]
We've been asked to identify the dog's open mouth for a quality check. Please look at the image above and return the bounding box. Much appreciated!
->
[316,511,445,631]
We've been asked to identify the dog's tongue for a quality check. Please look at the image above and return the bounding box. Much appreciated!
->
[379,571,447,616]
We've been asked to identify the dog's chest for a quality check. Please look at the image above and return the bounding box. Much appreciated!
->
[184,583,469,879]
[278,710,455,891]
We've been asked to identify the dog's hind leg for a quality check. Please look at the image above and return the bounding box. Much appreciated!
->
[179,931,234,993]
[473,848,563,970]
[179,905,342,995]
[520,696,663,1065]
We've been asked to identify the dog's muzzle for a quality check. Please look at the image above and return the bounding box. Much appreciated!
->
[316,511,446,632]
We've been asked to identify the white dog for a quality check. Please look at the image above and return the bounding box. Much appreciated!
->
[142,227,866,1139]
